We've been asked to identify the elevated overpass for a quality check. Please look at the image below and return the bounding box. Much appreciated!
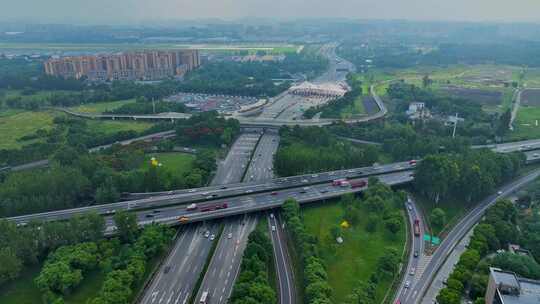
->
[7,161,415,225]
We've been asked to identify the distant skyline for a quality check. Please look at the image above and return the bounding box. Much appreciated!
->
[3,0,540,25]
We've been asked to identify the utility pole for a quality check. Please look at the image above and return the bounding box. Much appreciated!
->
[452,112,459,138]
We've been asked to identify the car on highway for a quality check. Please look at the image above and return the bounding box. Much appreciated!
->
[145,213,154,218]
[414,250,419,257]
[409,267,415,275]
[497,191,503,195]
[407,204,413,211]
[271,191,278,196]
[404,281,410,288]
[209,234,215,241]
[311,174,319,178]
[204,231,210,238]
[188,189,196,193]
[301,179,308,183]
[227,233,233,239]
[271,225,276,231]
[245,189,253,194]
[164,265,171,273]
[186,203,198,211]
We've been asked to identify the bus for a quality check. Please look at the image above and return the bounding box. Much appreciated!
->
[199,291,209,304]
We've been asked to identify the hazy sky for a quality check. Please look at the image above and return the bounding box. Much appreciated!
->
[3,0,540,24]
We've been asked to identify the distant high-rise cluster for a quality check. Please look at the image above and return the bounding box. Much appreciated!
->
[44,50,200,81]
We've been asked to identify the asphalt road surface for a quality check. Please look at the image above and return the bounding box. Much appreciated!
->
[406,167,540,304]
[194,132,279,304]
[139,223,219,304]
[9,161,415,224]
[268,213,296,304]
[395,196,426,304]
[139,133,262,304]
[211,132,262,185]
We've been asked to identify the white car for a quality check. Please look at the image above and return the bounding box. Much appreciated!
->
[209,234,215,241]
[404,281,410,288]
[271,225,276,232]
[227,233,233,239]
[204,231,210,238]
[410,267,416,276]
[497,191,503,195]
[270,213,274,218]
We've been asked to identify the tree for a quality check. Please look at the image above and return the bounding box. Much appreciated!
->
[366,214,378,232]
[436,288,461,304]
[384,213,403,235]
[422,75,433,88]
[430,208,446,229]
[0,247,22,285]
[113,211,139,243]
[95,178,120,204]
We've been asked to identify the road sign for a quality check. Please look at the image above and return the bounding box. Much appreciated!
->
[424,234,441,245]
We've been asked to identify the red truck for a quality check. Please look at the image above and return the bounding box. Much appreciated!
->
[409,159,417,166]
[200,203,228,212]
[332,178,348,186]
[350,180,368,188]
[413,219,421,236]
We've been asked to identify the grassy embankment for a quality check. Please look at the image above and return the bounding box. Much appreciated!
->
[302,201,405,303]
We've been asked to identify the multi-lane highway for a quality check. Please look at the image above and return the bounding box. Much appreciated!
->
[139,222,219,304]
[405,166,540,304]
[194,131,279,304]
[139,132,264,304]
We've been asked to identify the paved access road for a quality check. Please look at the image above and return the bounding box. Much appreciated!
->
[268,213,296,304]
[395,196,426,304]
[406,167,540,304]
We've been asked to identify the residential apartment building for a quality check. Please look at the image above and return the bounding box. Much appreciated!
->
[44,50,200,81]
[485,267,540,304]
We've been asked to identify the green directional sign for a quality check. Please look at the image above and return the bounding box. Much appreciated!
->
[424,234,441,245]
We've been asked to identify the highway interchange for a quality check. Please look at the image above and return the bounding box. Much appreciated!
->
[6,43,540,304]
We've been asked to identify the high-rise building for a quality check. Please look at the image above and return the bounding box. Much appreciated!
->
[44,50,200,81]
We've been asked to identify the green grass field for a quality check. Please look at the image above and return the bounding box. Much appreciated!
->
[0,110,57,149]
[0,265,42,304]
[508,105,540,140]
[302,201,405,303]
[69,99,136,114]
[142,152,196,176]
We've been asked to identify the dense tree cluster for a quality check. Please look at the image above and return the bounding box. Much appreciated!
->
[274,126,379,176]
[230,224,276,304]
[339,41,540,69]
[177,51,327,97]
[0,142,216,217]
[281,199,333,304]
[414,149,524,203]
[32,212,173,304]
[175,111,240,147]
[0,212,105,287]
[330,121,472,161]
[435,200,532,304]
